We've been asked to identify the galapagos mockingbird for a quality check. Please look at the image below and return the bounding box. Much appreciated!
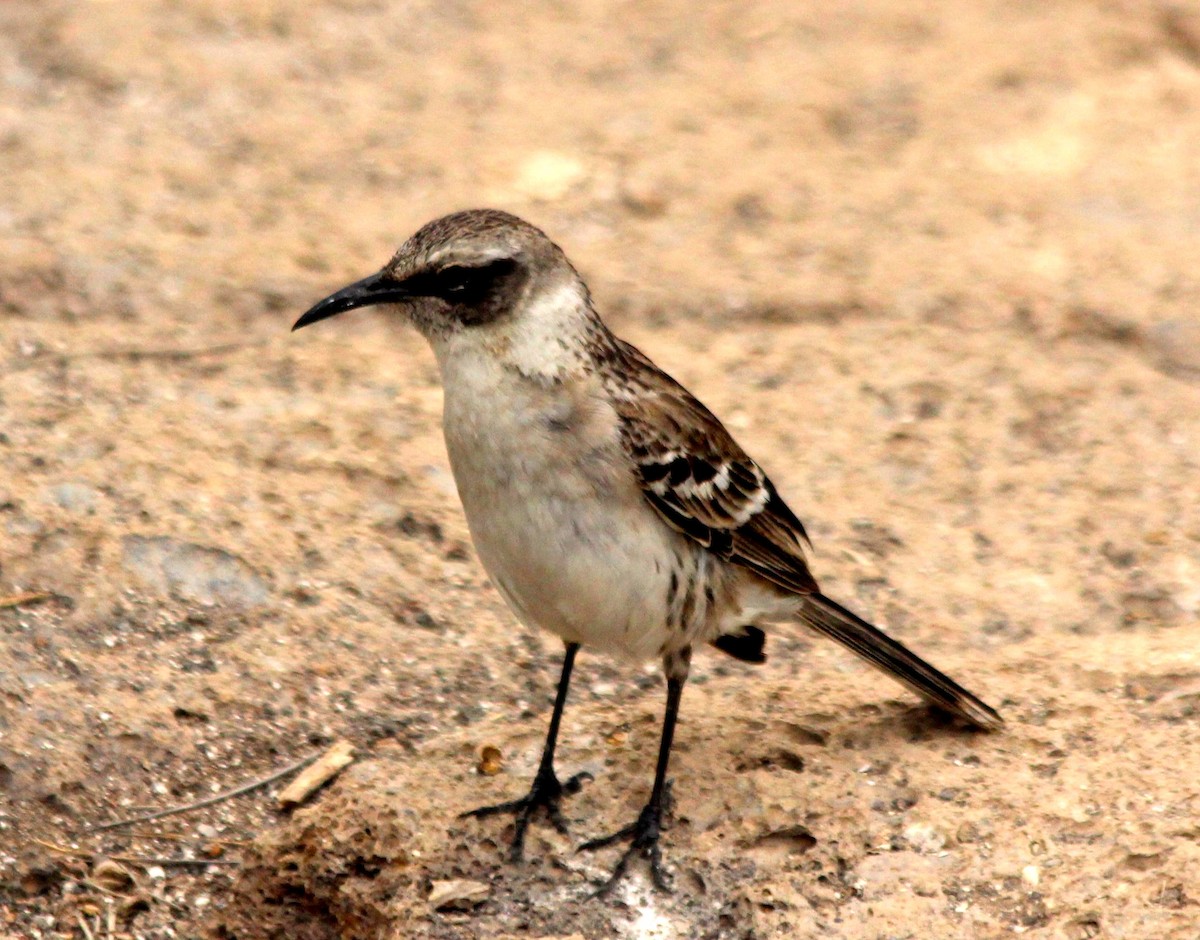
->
[293,208,1002,893]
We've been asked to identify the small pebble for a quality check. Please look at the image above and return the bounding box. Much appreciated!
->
[476,745,503,776]
[620,165,671,217]
[428,878,489,911]
[91,860,135,893]
[512,151,588,202]
[1148,318,1200,379]
[47,482,97,513]
[903,822,946,853]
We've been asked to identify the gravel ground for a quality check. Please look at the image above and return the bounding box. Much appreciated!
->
[2,1,1198,938]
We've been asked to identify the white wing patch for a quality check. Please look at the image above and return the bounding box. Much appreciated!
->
[638,450,771,528]
[605,336,817,594]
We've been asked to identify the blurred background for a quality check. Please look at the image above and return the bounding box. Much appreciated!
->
[2,2,1199,937]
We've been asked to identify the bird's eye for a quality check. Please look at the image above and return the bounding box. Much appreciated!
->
[436,265,476,295]
[428,259,517,305]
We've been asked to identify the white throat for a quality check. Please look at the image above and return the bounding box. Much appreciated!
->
[433,278,598,383]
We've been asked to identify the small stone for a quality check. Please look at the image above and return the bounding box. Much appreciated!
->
[428,878,489,911]
[476,745,503,776]
[903,822,946,853]
[1022,864,1041,886]
[6,514,44,536]
[1147,318,1200,380]
[145,865,166,881]
[121,535,268,608]
[91,859,136,893]
[620,165,671,217]
[47,482,97,513]
[512,151,588,202]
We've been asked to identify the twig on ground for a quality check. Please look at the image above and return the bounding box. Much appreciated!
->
[79,341,269,363]
[89,750,322,832]
[31,838,239,870]
[127,828,248,847]
[14,341,270,372]
[277,739,355,809]
[114,856,240,868]
[0,591,53,609]
[32,837,91,859]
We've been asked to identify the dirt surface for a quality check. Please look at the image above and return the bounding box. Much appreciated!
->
[3,1,1200,938]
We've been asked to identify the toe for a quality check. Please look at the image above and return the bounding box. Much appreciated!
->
[578,822,636,853]
[547,804,572,835]
[562,770,594,795]
[460,796,525,819]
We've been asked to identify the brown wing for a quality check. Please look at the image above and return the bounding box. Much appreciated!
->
[606,338,818,596]
[604,339,1004,731]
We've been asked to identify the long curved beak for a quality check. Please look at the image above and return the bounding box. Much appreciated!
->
[292,272,411,331]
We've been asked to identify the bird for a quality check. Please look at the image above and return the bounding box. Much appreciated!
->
[293,208,1002,894]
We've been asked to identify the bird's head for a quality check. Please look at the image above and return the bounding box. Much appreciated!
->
[293,209,577,342]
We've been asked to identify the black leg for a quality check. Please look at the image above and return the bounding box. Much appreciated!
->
[462,642,592,861]
[580,647,690,895]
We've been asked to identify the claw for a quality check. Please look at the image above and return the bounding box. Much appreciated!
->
[462,768,592,861]
[578,791,674,895]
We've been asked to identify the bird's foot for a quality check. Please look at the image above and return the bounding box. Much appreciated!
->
[578,787,673,896]
[461,766,592,861]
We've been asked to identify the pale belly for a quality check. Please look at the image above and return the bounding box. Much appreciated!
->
[439,358,691,660]
[459,469,685,660]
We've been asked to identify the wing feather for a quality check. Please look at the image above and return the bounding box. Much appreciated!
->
[601,338,1003,730]
[605,339,818,595]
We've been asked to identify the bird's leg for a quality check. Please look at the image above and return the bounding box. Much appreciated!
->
[579,647,690,895]
[461,642,592,861]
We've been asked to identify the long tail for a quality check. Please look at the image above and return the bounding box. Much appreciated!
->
[799,592,1002,730]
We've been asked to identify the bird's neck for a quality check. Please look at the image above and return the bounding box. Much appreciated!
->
[434,278,612,385]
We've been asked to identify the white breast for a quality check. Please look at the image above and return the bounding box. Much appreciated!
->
[433,347,685,660]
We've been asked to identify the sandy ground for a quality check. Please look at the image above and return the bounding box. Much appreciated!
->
[3,1,1200,937]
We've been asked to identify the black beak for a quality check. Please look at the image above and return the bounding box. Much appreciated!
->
[292,272,411,331]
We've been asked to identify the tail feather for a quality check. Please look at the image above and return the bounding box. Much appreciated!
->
[800,592,1002,730]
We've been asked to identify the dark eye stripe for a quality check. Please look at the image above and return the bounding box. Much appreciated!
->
[436,265,476,293]
[404,258,517,303]
[437,259,515,298]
